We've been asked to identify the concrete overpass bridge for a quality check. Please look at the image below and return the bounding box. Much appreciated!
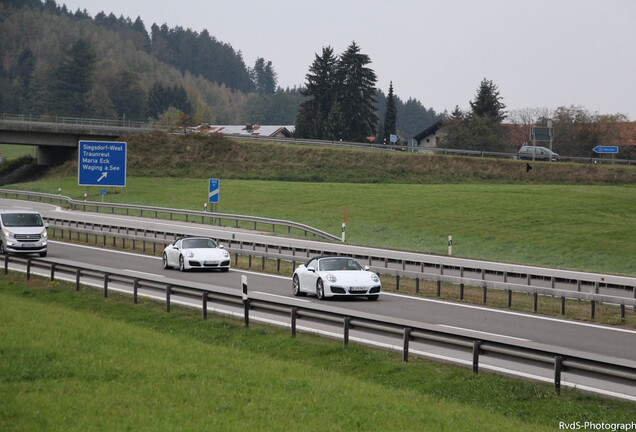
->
[0,114,154,165]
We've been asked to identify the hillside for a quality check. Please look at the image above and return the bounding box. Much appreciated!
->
[50,131,636,185]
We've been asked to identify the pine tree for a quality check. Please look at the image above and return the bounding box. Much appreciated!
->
[382,81,397,144]
[51,39,96,115]
[335,41,378,141]
[250,57,277,95]
[470,78,506,123]
[295,46,338,139]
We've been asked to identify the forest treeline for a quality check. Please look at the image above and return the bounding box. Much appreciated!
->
[0,0,440,139]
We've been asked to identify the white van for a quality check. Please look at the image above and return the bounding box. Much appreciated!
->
[0,210,48,257]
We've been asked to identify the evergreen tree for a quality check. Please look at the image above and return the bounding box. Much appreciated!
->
[335,41,378,141]
[108,70,146,119]
[470,78,506,123]
[250,57,277,95]
[295,46,338,139]
[382,81,397,144]
[51,39,96,115]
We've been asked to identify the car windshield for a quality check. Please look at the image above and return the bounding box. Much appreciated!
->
[1,213,43,227]
[319,258,363,271]
[182,238,218,249]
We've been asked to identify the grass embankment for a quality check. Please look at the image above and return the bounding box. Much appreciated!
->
[13,177,636,276]
[1,275,633,431]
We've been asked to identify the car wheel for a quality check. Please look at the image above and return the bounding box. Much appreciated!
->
[179,255,185,272]
[316,279,325,300]
[367,295,379,301]
[292,274,305,297]
[39,251,47,258]
[162,253,170,269]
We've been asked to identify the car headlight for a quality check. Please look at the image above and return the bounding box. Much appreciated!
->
[41,230,47,238]
[3,230,12,238]
[185,251,194,258]
[222,250,230,258]
[371,274,380,283]
[326,274,337,283]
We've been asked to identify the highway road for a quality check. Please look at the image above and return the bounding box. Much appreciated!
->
[2,198,635,400]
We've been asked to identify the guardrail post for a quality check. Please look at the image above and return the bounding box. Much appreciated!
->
[472,341,481,374]
[436,279,441,296]
[202,292,208,319]
[507,290,512,308]
[26,258,31,280]
[242,275,249,327]
[554,356,563,395]
[261,256,265,271]
[50,263,56,281]
[75,269,81,291]
[482,285,487,304]
[248,255,252,268]
[4,255,8,274]
[291,308,298,337]
[133,279,139,304]
[620,304,625,321]
[459,283,464,300]
[590,300,595,319]
[402,328,411,362]
[103,273,109,297]
[343,317,351,346]
[395,275,400,291]
[533,292,538,312]
[166,285,171,312]
[561,297,566,315]
[415,278,420,294]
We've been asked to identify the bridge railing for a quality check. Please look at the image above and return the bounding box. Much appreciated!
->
[1,112,151,129]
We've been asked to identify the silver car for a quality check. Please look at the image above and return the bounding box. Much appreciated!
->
[0,210,48,257]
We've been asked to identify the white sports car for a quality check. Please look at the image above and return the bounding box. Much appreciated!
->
[163,237,230,272]
[292,256,381,300]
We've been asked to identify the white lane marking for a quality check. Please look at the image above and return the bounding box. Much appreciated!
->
[383,292,636,335]
[234,268,291,280]
[436,325,530,342]
[253,291,311,302]
[124,270,165,278]
[50,240,163,259]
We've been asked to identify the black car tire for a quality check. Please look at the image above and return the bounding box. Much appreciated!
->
[292,274,305,296]
[163,253,170,269]
[316,279,325,300]
[179,255,185,272]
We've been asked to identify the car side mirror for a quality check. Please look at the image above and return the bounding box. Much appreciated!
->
[308,267,316,272]
[44,223,49,229]
[218,245,224,249]
[364,266,370,271]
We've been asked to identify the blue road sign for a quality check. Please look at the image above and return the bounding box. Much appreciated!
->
[593,146,618,154]
[390,134,398,143]
[209,179,220,203]
[78,141,127,187]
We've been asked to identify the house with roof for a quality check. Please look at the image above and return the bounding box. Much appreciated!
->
[412,119,445,148]
[195,123,294,138]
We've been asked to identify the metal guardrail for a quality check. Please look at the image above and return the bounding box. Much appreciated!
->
[0,189,341,242]
[5,253,636,397]
[1,112,152,129]
[46,223,636,319]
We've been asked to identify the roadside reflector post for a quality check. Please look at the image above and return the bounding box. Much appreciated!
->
[133,279,139,304]
[448,235,452,255]
[26,258,31,280]
[75,268,81,291]
[166,285,171,313]
[202,292,208,319]
[342,206,346,242]
[242,275,249,327]
[50,263,55,281]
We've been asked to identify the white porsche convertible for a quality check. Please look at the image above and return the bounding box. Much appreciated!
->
[162,236,230,272]
[292,256,381,300]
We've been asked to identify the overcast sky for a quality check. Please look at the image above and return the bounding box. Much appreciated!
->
[59,0,636,120]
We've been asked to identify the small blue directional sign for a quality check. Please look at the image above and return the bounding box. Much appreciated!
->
[390,134,398,143]
[78,140,127,187]
[208,179,220,203]
[593,146,618,154]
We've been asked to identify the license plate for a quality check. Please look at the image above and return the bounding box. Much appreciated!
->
[349,286,366,292]
[204,261,218,265]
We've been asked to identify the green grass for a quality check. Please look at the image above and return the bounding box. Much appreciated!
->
[9,177,636,276]
[1,275,633,431]
[0,144,36,161]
